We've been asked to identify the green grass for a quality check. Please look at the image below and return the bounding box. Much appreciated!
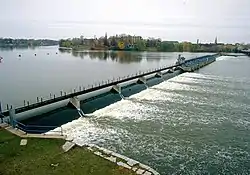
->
[0,129,135,175]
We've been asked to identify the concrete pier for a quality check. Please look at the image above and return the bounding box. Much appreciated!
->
[111,85,121,94]
[69,97,80,110]
[155,72,163,78]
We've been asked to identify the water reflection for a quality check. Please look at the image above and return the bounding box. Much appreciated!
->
[71,51,143,63]
[0,46,36,51]
[60,49,163,63]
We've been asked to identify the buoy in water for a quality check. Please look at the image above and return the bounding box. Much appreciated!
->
[47,53,49,55]
[35,54,37,56]
[19,54,21,57]
[56,52,58,54]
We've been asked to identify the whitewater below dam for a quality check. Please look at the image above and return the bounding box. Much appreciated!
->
[50,56,250,174]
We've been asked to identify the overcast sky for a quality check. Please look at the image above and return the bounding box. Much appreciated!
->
[0,0,250,43]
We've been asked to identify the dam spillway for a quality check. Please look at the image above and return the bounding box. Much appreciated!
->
[0,54,218,133]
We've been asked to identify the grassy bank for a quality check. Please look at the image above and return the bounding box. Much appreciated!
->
[0,128,135,175]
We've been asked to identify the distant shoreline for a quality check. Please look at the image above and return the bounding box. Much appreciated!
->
[58,46,221,53]
[0,38,59,48]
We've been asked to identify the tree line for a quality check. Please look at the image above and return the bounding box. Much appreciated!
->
[59,35,241,53]
[0,38,58,47]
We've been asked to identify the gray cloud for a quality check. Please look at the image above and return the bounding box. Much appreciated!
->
[0,0,249,43]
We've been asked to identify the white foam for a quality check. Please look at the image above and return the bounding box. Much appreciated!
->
[47,74,197,144]
[216,56,231,61]
[47,72,249,152]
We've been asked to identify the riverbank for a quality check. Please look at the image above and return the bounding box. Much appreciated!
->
[0,128,135,175]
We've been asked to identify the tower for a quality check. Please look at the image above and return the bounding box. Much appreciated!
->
[104,32,109,46]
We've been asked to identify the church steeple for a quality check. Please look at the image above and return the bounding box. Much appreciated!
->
[104,32,109,46]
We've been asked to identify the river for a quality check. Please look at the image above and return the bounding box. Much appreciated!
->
[0,46,206,109]
[1,46,250,174]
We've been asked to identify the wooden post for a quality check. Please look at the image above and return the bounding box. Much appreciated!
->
[24,100,26,106]
[37,97,39,102]
[27,101,30,106]
[60,91,63,96]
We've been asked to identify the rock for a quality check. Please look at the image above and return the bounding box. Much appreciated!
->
[62,141,75,152]
[149,169,160,175]
[111,152,128,160]
[136,169,145,175]
[87,147,93,151]
[104,156,116,163]
[139,163,152,171]
[94,146,112,155]
[73,139,86,147]
[101,148,112,155]
[139,164,160,175]
[94,151,102,156]
[88,144,96,147]
[20,139,27,146]
[127,159,139,166]
[143,171,152,175]
[117,161,131,169]
[99,154,105,158]
[132,167,138,172]
[66,136,73,141]
[50,163,59,167]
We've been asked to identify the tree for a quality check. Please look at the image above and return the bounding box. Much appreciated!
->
[157,42,175,52]
[135,40,146,51]
[110,37,117,47]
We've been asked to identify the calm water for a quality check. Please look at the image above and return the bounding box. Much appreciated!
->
[1,47,250,174]
[0,46,207,109]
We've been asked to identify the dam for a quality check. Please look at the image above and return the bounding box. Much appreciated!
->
[0,54,218,134]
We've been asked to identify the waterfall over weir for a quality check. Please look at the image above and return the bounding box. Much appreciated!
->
[119,92,125,100]
[77,108,85,118]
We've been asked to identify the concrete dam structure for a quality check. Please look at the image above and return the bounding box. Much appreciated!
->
[0,54,218,133]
